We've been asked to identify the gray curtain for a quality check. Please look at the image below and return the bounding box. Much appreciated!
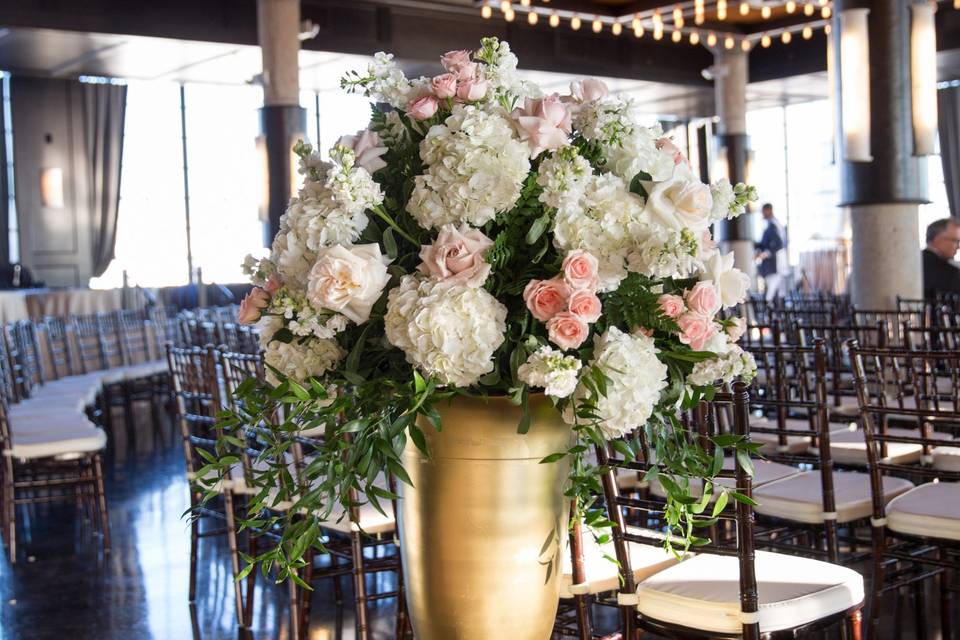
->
[81,82,126,277]
[938,86,960,219]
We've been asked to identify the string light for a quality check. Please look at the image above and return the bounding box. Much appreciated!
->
[673,5,685,27]
[528,11,538,25]
[824,23,831,35]
[592,16,603,32]
[819,0,828,5]
[500,0,511,12]
[821,5,831,18]
[741,38,751,51]
[520,0,530,6]
[802,25,813,39]
[955,0,959,9]
[612,21,622,35]
[803,2,815,16]
[724,35,735,49]
[761,33,772,47]
[632,13,642,30]
[654,22,664,39]
[740,2,750,15]
[634,24,645,37]
[570,14,581,29]
[672,29,682,42]
[785,0,796,13]
[549,12,559,27]
[781,30,792,43]
[761,5,771,18]
[707,31,717,46]
[690,30,700,44]
[481,4,493,18]
[717,0,728,19]
[653,9,663,24]
[504,8,515,21]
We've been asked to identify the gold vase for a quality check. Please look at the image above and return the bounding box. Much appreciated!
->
[399,394,574,640]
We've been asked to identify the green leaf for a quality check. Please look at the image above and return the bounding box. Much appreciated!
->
[712,490,729,517]
[525,214,550,245]
[730,491,758,506]
[409,424,429,455]
[383,227,398,259]
[735,450,755,477]
[539,452,566,464]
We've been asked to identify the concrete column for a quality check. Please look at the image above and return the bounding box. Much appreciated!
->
[257,0,306,244]
[835,0,927,309]
[712,48,756,284]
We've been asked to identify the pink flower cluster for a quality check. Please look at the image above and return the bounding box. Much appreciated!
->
[523,251,602,351]
[512,94,572,157]
[657,281,724,351]
[239,277,281,325]
[407,50,490,120]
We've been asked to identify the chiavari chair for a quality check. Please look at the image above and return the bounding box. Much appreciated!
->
[592,382,865,638]
[849,342,960,639]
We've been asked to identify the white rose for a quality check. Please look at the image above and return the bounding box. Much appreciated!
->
[307,244,391,324]
[702,251,751,308]
[644,170,714,233]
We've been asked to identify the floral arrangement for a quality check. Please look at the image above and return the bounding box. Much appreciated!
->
[222,38,758,574]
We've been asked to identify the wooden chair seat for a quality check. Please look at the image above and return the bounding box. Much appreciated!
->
[885,481,960,542]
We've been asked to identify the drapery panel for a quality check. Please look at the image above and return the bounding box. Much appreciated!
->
[938,86,960,219]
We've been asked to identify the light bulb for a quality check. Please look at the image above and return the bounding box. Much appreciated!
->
[821,5,831,17]
[717,0,728,19]
[781,30,792,43]
[802,25,812,39]
[570,14,581,29]
[672,29,682,42]
[504,8,515,21]
[481,5,493,18]
[740,2,750,15]
[592,17,603,32]
[612,21,623,35]
[819,0,828,5]
[527,11,538,25]
[653,9,662,23]
[520,0,530,6]
[634,24,645,37]
[707,31,717,46]
[761,33,771,47]
[824,23,831,35]
[804,2,815,16]
[761,5,771,18]
[690,31,701,44]
[786,0,796,13]
[695,11,705,24]
[654,24,664,39]
[549,12,559,27]
[741,38,751,51]
[500,0,511,12]
[725,35,735,49]
[673,5,683,22]
[632,14,641,30]
[676,14,685,27]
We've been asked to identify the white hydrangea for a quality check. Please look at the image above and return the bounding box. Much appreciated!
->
[384,275,507,387]
[687,346,757,386]
[536,147,594,209]
[518,346,582,399]
[565,327,668,439]
[407,105,530,229]
[575,99,673,183]
[476,38,539,101]
[627,225,702,279]
[551,173,644,291]
[263,338,345,385]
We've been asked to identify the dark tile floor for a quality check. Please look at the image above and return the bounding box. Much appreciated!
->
[0,407,955,639]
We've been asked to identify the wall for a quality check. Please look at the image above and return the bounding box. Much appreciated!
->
[10,76,93,286]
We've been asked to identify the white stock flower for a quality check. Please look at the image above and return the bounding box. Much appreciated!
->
[551,173,644,291]
[702,251,751,308]
[384,275,507,387]
[565,327,668,439]
[271,229,314,288]
[536,147,593,209]
[518,346,582,398]
[709,179,736,222]
[263,338,345,384]
[574,99,672,182]
[358,52,418,108]
[687,345,757,386]
[307,244,391,325]
[627,225,702,279]
[643,166,714,233]
[407,105,530,229]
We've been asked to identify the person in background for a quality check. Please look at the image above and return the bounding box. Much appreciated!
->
[755,203,787,301]
[922,218,960,298]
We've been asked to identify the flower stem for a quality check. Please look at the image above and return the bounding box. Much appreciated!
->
[372,205,418,246]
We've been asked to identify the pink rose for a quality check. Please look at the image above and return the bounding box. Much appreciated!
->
[408,95,439,120]
[454,62,478,81]
[456,77,489,102]
[685,282,720,315]
[337,128,388,174]
[547,312,589,351]
[238,288,270,325]
[657,294,686,319]
[431,73,458,99]
[440,50,473,73]
[418,223,494,287]
[264,276,281,295]
[562,250,600,291]
[569,78,609,103]
[512,94,573,157]
[677,312,718,351]
[523,277,571,322]
[568,290,601,323]
[726,317,746,343]
[656,137,689,166]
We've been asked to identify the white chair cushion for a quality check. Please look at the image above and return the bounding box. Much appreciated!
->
[933,445,960,472]
[824,426,952,466]
[122,360,168,380]
[635,550,864,634]
[32,383,100,406]
[886,482,960,542]
[560,526,678,598]
[651,458,801,500]
[752,470,913,524]
[6,427,107,459]
[10,412,97,436]
[11,396,88,416]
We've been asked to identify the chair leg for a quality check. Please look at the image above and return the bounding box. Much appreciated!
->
[914,580,928,640]
[2,458,14,564]
[847,608,863,640]
[867,526,886,638]
[350,531,370,640]
[244,530,257,627]
[300,548,315,638]
[394,547,409,640]
[941,549,955,640]
[92,454,111,552]
[223,490,246,628]
[288,568,301,640]
[188,494,200,603]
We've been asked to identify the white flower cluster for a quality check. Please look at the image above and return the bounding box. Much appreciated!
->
[476,39,537,101]
[407,105,530,229]
[709,180,736,222]
[263,338,346,385]
[536,147,593,209]
[518,345,582,398]
[687,346,757,386]
[268,288,349,341]
[271,146,383,286]
[566,327,668,439]
[358,52,418,109]
[241,254,276,287]
[627,226,702,280]
[551,173,644,291]
[384,275,507,387]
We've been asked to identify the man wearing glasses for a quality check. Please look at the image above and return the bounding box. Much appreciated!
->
[923,218,960,298]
